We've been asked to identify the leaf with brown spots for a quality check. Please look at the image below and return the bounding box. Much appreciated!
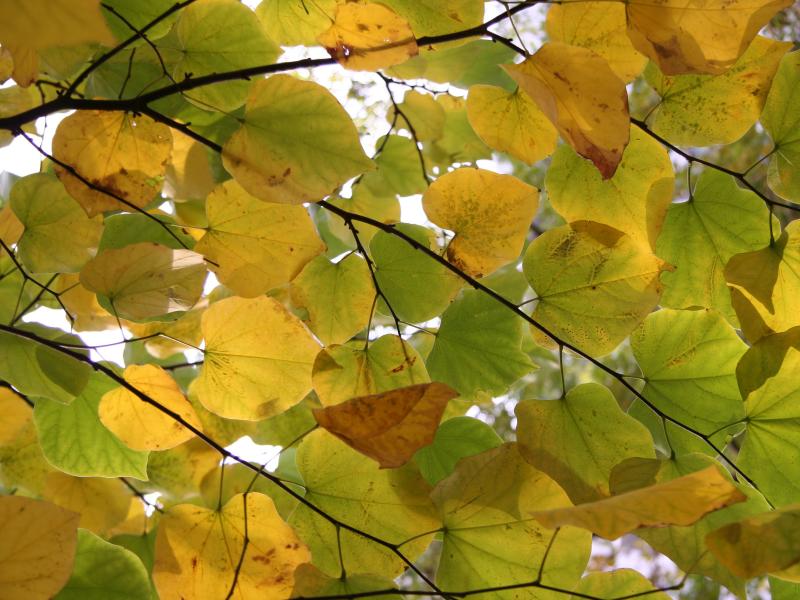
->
[314,381,457,468]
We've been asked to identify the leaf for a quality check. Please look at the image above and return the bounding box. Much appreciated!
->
[317,2,417,71]
[290,253,375,345]
[362,135,428,197]
[55,529,151,600]
[42,473,131,536]
[378,0,483,38]
[80,242,206,322]
[195,179,324,297]
[706,504,800,579]
[292,563,399,599]
[196,295,320,420]
[547,6,644,84]
[153,493,309,599]
[414,416,502,485]
[504,42,630,178]
[531,465,747,539]
[516,383,656,504]
[222,75,373,205]
[289,429,440,578]
[523,221,669,357]
[313,382,457,468]
[390,90,445,142]
[34,373,149,479]
[422,167,539,278]
[762,50,800,201]
[736,330,800,507]
[171,0,280,111]
[725,220,800,342]
[53,111,173,216]
[645,36,791,146]
[257,0,337,47]
[312,334,429,406]
[369,223,462,323]
[657,170,772,322]
[427,289,535,397]
[99,364,201,451]
[571,570,670,600]
[10,173,103,273]
[545,125,674,251]
[432,444,591,597]
[631,308,747,438]
[0,496,79,600]
[625,0,792,75]
[465,84,558,164]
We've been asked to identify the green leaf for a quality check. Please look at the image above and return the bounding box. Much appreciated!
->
[414,416,502,485]
[256,0,337,47]
[363,135,428,197]
[516,383,656,504]
[762,50,800,201]
[34,373,149,479]
[427,289,535,397]
[98,213,194,252]
[657,170,772,323]
[571,570,670,600]
[55,529,151,600]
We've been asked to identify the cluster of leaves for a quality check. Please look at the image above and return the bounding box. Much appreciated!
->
[1,0,800,598]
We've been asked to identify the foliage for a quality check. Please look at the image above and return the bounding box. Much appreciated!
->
[0,1,799,599]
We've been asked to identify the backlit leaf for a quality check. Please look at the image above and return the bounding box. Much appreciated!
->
[317,2,417,71]
[153,492,309,599]
[42,473,131,536]
[80,242,206,322]
[379,0,483,38]
[196,295,321,420]
[532,465,746,539]
[0,496,79,600]
[422,167,539,278]
[222,75,373,205]
[523,221,669,357]
[504,42,630,178]
[53,111,172,216]
[571,570,670,600]
[257,0,337,46]
[516,383,656,504]
[195,179,324,297]
[314,382,457,468]
[762,50,800,201]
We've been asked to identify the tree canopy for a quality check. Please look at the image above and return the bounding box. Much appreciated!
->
[0,1,799,598]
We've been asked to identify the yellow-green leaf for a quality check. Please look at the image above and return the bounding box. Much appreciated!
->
[504,42,630,179]
[53,111,172,216]
[80,242,206,322]
[626,0,792,75]
[762,50,800,202]
[222,75,373,205]
[195,179,324,298]
[422,167,538,278]
[196,295,321,420]
[571,570,670,600]
[314,382,457,468]
[466,84,557,164]
[646,36,791,146]
[257,0,337,47]
[523,221,669,356]
[153,492,309,599]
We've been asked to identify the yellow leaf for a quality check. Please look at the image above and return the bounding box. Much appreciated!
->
[725,220,800,342]
[504,42,630,179]
[317,2,418,71]
[125,308,204,359]
[0,204,22,245]
[646,36,791,147]
[99,364,202,451]
[466,85,557,165]
[546,2,646,83]
[153,493,309,600]
[195,180,324,298]
[626,0,792,75]
[523,221,670,356]
[312,335,429,407]
[313,382,457,468]
[422,167,539,278]
[53,111,173,216]
[164,131,216,201]
[290,254,375,345]
[532,465,747,539]
[0,496,79,600]
[42,472,131,536]
[147,438,220,503]
[706,504,800,578]
[196,296,321,420]
[222,75,373,205]
[545,125,675,251]
[0,387,30,446]
[55,274,119,332]
[80,242,207,322]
